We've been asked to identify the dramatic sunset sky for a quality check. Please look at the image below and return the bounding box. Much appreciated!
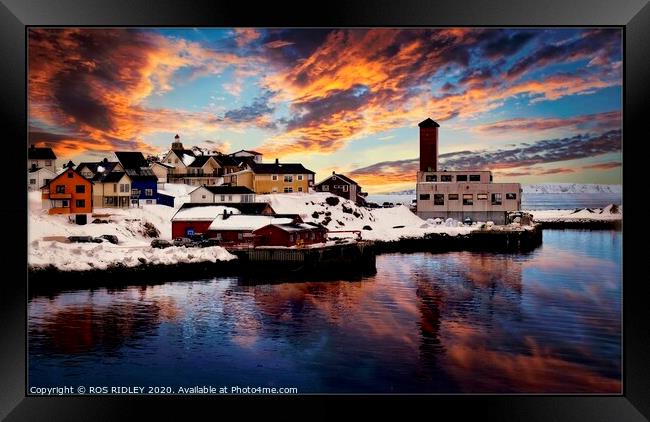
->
[28,28,622,193]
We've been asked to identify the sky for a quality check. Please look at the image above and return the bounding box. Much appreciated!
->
[28,28,622,193]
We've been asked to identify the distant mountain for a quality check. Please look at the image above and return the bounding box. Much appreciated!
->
[522,183,622,194]
[381,184,622,195]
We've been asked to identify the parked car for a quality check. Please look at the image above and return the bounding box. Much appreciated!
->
[68,236,96,243]
[98,234,118,244]
[382,202,395,208]
[173,237,194,247]
[197,238,221,248]
[151,239,172,249]
[463,217,473,225]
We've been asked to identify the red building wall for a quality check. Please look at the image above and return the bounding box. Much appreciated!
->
[420,126,438,172]
[253,225,327,247]
[172,220,212,238]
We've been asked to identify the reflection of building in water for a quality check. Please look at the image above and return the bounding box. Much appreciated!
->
[29,288,180,355]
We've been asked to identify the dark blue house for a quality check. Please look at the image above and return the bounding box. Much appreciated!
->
[114,152,158,206]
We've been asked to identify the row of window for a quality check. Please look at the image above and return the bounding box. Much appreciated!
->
[424,174,488,182]
[131,189,154,197]
[54,184,86,194]
[269,187,304,193]
[56,199,86,208]
[271,175,304,182]
[419,192,517,205]
[31,160,53,166]
[29,178,51,185]
[321,185,349,192]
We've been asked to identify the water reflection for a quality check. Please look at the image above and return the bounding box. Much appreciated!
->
[29,230,621,393]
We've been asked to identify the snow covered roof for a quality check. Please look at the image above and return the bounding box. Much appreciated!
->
[172,206,241,221]
[208,215,293,231]
[182,154,196,167]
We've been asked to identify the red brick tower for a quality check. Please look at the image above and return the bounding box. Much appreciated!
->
[419,118,440,172]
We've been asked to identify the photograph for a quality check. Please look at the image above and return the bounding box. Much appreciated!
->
[25,26,623,395]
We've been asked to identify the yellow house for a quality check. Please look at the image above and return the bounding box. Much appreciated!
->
[224,159,315,194]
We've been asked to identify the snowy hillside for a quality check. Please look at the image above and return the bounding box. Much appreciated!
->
[28,191,235,271]
[261,192,483,242]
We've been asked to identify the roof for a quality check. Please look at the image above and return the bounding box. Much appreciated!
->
[418,118,440,128]
[187,155,216,168]
[250,162,315,174]
[208,215,294,231]
[230,149,262,156]
[213,154,239,167]
[76,162,101,174]
[316,172,359,186]
[41,166,93,189]
[175,202,274,215]
[256,223,324,233]
[172,205,242,221]
[194,185,255,195]
[115,152,149,169]
[28,146,57,160]
[97,171,127,183]
[153,162,174,168]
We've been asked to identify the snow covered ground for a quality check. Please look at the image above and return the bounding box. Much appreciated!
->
[28,191,235,271]
[261,192,487,242]
[527,204,622,222]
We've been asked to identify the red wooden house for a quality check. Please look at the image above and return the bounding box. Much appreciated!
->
[253,222,327,247]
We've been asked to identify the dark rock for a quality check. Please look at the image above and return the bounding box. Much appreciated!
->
[325,196,340,206]
[363,225,373,230]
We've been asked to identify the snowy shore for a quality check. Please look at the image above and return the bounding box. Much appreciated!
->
[527,204,622,223]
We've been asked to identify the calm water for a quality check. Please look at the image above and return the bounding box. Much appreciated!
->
[29,229,621,393]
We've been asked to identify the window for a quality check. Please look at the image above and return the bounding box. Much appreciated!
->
[490,174,493,182]
[448,194,459,200]
[491,193,502,205]
[419,194,430,200]
[144,189,152,197]
[75,185,85,193]
[119,184,128,193]
[228,195,233,201]
[220,195,225,202]
[298,187,303,192]
[237,233,243,240]
[463,194,473,205]
[43,179,50,185]
[284,175,293,182]
[168,159,172,164]
[456,175,467,181]
[67,171,73,178]
[105,197,114,205]
[30,179,36,185]
[61,200,69,207]
[441,175,453,182]
[56,185,65,194]
[45,160,52,166]
[174,159,178,164]
[470,174,481,182]
[297,175,303,181]
[113,183,117,193]
[434,194,445,205]
[272,187,278,193]
[132,189,140,196]
[201,195,206,199]
[289,235,294,242]
[75,199,85,208]
[425,175,437,182]
[506,193,517,200]
[310,232,315,240]
[216,233,222,240]
[477,193,488,200]
[146,200,152,204]
[342,185,349,192]
[322,185,329,191]
[272,174,278,181]
[284,187,293,193]
[308,174,313,180]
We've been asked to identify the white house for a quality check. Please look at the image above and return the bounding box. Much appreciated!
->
[189,185,256,203]
[28,145,57,173]
[230,149,263,163]
[28,167,56,191]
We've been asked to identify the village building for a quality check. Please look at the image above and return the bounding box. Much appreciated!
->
[151,161,173,184]
[230,149,263,163]
[75,159,132,208]
[28,167,56,191]
[114,152,158,206]
[171,202,276,238]
[28,145,57,173]
[415,118,521,224]
[189,185,256,204]
[314,172,367,205]
[40,161,93,223]
[205,213,326,247]
[224,159,315,194]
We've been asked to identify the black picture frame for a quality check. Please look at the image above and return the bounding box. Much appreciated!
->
[1,0,646,419]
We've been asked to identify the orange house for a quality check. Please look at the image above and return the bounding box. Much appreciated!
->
[41,162,93,215]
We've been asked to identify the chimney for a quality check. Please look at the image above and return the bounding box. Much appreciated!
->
[275,158,279,164]
[419,118,440,172]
